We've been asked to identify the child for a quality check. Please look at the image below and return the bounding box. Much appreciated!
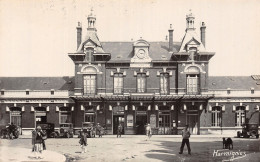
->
[79,131,87,153]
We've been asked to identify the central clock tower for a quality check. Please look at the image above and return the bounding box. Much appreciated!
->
[130,38,152,67]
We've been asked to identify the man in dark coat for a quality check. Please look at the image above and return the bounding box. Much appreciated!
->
[117,123,123,138]
[179,125,191,155]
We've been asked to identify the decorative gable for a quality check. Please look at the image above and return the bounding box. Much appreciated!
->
[130,39,152,68]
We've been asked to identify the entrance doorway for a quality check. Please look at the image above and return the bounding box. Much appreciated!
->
[35,107,47,126]
[113,115,124,134]
[35,112,47,125]
[136,115,147,135]
[187,115,198,134]
[158,112,171,134]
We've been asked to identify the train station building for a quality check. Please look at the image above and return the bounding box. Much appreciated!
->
[0,11,259,135]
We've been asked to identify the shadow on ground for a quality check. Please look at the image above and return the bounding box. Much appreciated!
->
[144,139,260,162]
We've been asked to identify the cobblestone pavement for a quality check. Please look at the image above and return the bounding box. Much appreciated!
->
[0,135,259,162]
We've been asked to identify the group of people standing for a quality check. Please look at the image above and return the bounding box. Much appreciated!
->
[30,123,192,157]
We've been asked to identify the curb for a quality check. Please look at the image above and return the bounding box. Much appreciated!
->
[0,146,66,162]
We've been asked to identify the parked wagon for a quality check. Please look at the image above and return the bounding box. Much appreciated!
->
[237,123,259,138]
[52,123,74,138]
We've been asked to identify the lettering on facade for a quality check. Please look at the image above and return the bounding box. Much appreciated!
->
[136,111,147,115]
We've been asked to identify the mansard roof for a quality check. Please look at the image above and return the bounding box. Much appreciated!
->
[0,77,75,91]
[77,30,103,53]
[178,30,206,52]
[208,76,260,90]
[101,41,181,61]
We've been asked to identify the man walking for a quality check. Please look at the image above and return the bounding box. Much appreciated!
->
[117,123,123,138]
[179,124,191,155]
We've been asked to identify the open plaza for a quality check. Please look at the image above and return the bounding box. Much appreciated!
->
[0,135,260,162]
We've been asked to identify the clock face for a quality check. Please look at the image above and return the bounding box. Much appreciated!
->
[137,49,145,59]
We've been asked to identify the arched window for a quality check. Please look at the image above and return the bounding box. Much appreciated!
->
[82,66,97,73]
[83,66,97,95]
[212,106,221,127]
[235,106,245,126]
[186,66,200,94]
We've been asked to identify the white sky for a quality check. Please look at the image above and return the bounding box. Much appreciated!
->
[0,0,260,77]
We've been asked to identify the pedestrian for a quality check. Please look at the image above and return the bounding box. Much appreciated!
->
[32,126,46,159]
[145,123,152,141]
[179,124,191,155]
[32,129,36,152]
[117,123,123,138]
[79,131,87,153]
[96,123,102,137]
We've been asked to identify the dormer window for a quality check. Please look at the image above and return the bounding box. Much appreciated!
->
[188,47,197,61]
[84,47,94,62]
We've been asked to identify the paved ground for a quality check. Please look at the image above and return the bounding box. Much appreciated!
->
[0,135,259,162]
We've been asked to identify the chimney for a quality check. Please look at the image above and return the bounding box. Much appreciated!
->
[200,22,206,47]
[76,22,82,50]
[168,24,174,52]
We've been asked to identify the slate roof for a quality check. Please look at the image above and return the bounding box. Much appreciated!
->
[77,30,104,53]
[178,30,206,52]
[208,76,260,90]
[101,41,181,61]
[0,77,75,91]
[252,75,260,80]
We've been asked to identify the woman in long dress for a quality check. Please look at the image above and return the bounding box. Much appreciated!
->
[32,126,45,159]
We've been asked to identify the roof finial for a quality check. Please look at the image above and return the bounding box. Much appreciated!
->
[90,7,94,15]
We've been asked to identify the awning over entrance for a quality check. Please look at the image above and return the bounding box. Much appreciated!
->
[70,95,103,101]
[182,94,214,100]
[70,94,214,101]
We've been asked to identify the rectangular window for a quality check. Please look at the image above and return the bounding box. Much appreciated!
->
[160,73,169,94]
[114,73,123,94]
[84,49,93,62]
[10,111,21,127]
[187,74,200,94]
[137,73,146,93]
[84,113,95,123]
[84,75,96,94]
[235,106,245,126]
[211,107,221,127]
[60,111,72,123]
